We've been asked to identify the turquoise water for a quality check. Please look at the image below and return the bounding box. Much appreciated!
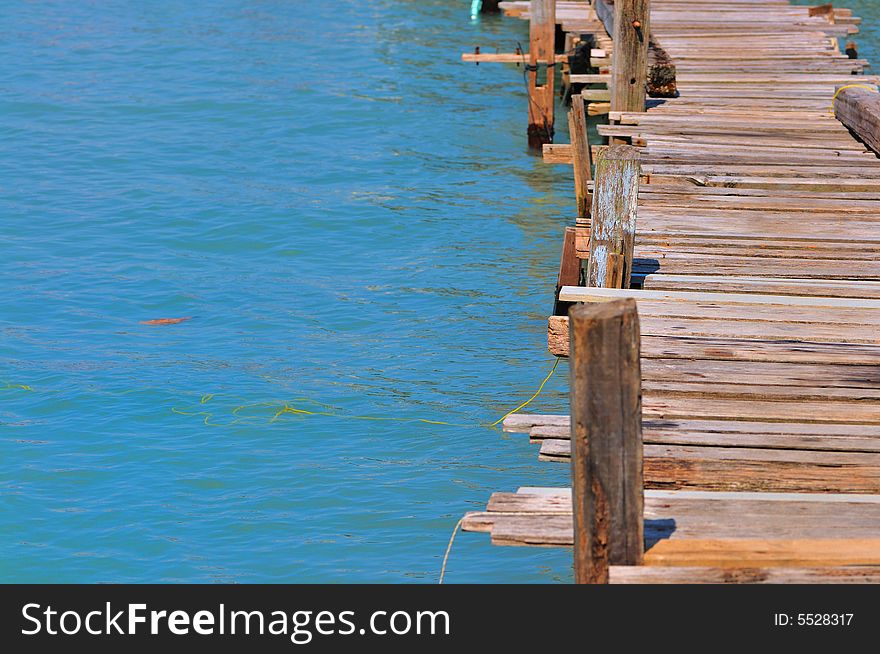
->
[4,0,878,585]
[0,1,576,583]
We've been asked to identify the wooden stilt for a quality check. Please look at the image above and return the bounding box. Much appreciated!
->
[553,227,580,315]
[527,0,556,149]
[585,145,641,288]
[610,0,651,114]
[569,299,644,584]
[568,94,592,223]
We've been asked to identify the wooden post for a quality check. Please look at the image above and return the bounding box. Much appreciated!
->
[527,0,556,149]
[569,299,644,584]
[553,226,581,315]
[585,145,640,288]
[568,94,592,223]
[610,0,650,114]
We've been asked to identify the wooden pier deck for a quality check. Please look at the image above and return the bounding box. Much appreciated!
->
[460,0,880,582]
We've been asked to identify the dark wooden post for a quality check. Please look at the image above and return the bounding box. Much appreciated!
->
[610,0,650,114]
[585,145,640,288]
[527,0,556,148]
[553,226,580,315]
[568,94,592,223]
[569,299,644,584]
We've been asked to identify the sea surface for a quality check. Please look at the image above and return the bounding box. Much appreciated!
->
[0,0,576,583]
[2,0,878,584]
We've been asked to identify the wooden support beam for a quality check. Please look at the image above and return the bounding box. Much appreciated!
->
[834,85,880,155]
[461,52,568,63]
[569,299,644,584]
[611,0,651,114]
[527,0,557,148]
[585,145,641,288]
[569,95,592,222]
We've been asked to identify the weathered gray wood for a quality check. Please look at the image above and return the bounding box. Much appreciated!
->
[527,0,557,148]
[641,275,880,299]
[558,286,880,309]
[611,0,651,113]
[568,94,592,221]
[585,145,641,287]
[834,85,880,155]
[463,488,880,546]
[569,299,644,583]
[610,566,880,584]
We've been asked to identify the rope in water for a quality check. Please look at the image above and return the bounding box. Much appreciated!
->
[438,510,571,583]
[438,517,463,584]
[169,357,562,431]
[7,356,562,584]
[488,357,560,428]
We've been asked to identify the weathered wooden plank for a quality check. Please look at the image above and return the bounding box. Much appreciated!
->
[464,489,880,546]
[643,538,880,567]
[557,286,880,308]
[609,566,880,583]
[641,275,880,298]
[551,313,879,347]
[834,85,880,155]
[548,324,880,363]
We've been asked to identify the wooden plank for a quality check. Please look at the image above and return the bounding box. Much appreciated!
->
[463,489,880,546]
[643,538,880,567]
[534,417,880,453]
[609,566,880,583]
[557,286,880,309]
[641,275,880,299]
[538,443,880,493]
[460,52,568,63]
[548,323,880,362]
[835,85,880,155]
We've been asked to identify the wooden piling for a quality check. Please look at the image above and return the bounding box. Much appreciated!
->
[585,145,640,288]
[569,299,644,584]
[568,94,592,222]
[553,226,581,315]
[527,0,556,148]
[611,0,651,113]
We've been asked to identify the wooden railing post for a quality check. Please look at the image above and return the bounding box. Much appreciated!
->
[568,94,592,222]
[527,0,556,148]
[569,299,644,584]
[611,0,650,113]
[553,226,580,315]
[585,145,640,288]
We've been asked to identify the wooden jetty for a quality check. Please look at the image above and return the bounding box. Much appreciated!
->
[460,0,880,583]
